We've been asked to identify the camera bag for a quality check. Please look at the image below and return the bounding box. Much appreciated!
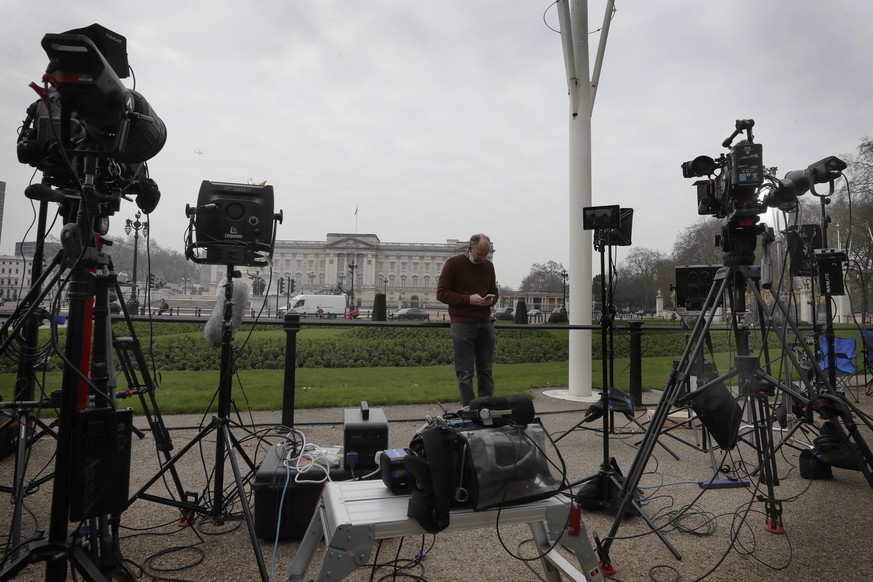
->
[405,419,562,533]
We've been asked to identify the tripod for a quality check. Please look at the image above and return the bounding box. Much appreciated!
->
[129,265,269,581]
[0,204,63,562]
[557,231,681,562]
[595,221,873,569]
[0,232,182,572]
[0,183,145,580]
[556,234,626,438]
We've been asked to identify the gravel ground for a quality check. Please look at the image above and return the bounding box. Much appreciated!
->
[2,386,872,581]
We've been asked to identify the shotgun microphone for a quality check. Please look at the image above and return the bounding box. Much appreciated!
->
[204,280,250,348]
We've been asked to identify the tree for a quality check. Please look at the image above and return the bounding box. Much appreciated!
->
[829,137,873,317]
[519,261,567,293]
[591,274,603,301]
[671,218,723,267]
[514,300,528,324]
[613,247,670,313]
[372,293,387,321]
[112,236,201,290]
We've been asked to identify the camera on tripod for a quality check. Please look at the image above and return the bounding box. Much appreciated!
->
[682,119,766,220]
[15,23,166,218]
[681,119,847,265]
[683,119,848,218]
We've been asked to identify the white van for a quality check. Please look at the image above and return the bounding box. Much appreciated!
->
[280,294,347,318]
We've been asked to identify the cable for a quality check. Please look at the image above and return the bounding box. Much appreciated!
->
[269,460,292,582]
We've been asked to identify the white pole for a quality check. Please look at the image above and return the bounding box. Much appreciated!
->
[567,66,594,401]
[546,0,603,401]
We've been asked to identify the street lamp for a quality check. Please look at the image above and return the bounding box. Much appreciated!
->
[348,261,357,308]
[124,211,148,308]
[561,269,568,309]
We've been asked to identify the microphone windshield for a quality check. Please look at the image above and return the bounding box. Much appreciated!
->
[203,280,250,348]
[467,394,535,426]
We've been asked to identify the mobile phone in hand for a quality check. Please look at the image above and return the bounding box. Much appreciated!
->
[485,294,496,301]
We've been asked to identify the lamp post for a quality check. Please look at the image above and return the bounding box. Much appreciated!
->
[124,211,148,308]
[561,269,568,309]
[348,260,357,308]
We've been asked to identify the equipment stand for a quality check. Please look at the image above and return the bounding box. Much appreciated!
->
[1,246,180,569]
[0,167,153,580]
[555,235,621,440]
[556,234,680,565]
[109,273,187,500]
[129,265,269,582]
[1,245,112,580]
[0,244,64,560]
[597,253,832,568]
[557,232,649,443]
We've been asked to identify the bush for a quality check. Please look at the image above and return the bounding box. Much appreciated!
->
[0,319,776,375]
[495,309,513,321]
[372,293,387,321]
[548,309,568,324]
[514,300,528,324]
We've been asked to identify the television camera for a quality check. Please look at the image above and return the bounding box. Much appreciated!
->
[681,119,846,265]
[15,24,166,224]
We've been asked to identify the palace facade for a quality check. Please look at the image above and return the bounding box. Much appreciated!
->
[206,233,476,310]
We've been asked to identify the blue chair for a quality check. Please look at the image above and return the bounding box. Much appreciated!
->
[818,336,858,401]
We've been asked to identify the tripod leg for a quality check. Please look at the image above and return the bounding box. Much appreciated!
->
[600,270,731,562]
[814,395,873,489]
[111,276,190,505]
[7,409,34,559]
[844,423,873,488]
[128,422,216,512]
[45,265,96,582]
[220,424,269,581]
[748,394,784,533]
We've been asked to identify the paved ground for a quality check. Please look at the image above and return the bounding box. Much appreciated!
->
[2,385,872,581]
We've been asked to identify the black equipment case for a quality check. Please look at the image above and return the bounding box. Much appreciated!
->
[253,444,350,540]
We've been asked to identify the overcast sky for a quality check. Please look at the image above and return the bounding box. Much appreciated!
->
[1,1,871,288]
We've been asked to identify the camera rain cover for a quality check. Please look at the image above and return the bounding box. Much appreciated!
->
[461,422,562,510]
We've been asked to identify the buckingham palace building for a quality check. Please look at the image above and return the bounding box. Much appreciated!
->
[206,233,475,310]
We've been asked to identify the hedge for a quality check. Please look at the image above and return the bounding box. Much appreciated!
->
[0,321,776,373]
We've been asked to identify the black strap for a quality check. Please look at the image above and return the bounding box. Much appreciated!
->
[406,427,452,533]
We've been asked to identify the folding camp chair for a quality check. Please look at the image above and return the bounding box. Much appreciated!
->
[818,335,859,402]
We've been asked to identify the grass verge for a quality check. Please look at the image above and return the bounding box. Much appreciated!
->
[1,355,687,414]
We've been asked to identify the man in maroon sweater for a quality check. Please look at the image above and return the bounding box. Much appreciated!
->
[437,234,499,405]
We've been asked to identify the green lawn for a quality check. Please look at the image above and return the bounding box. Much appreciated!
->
[1,355,688,414]
[2,319,836,414]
